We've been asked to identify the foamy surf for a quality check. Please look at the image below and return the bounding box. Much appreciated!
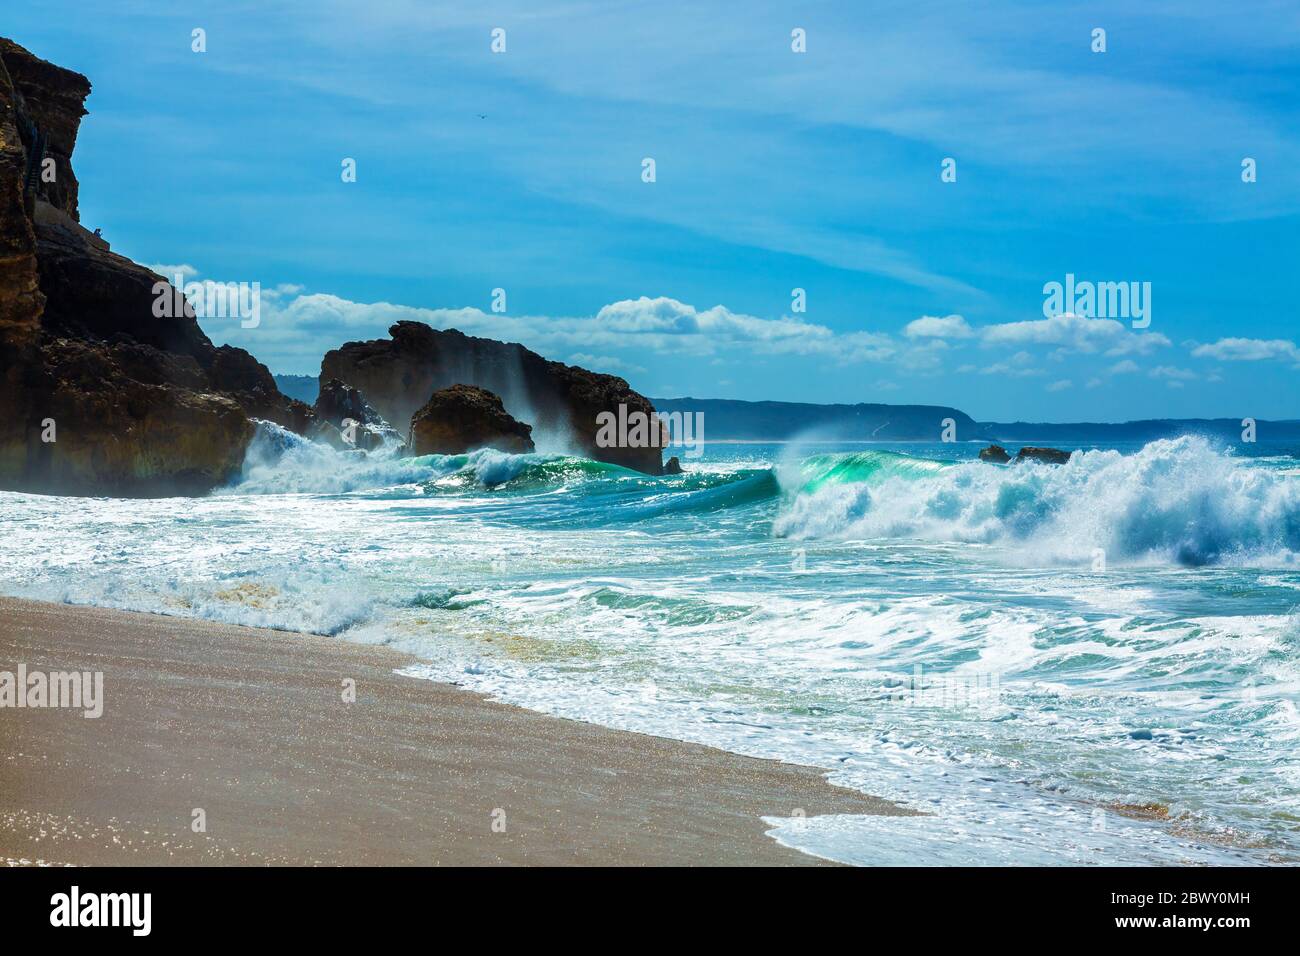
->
[1,434,1297,864]
[774,436,1300,567]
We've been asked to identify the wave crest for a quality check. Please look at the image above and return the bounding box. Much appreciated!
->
[774,437,1300,566]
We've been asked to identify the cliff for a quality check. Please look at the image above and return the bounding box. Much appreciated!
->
[0,37,311,495]
[322,322,665,474]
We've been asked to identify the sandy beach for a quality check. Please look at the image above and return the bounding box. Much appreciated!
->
[0,596,910,866]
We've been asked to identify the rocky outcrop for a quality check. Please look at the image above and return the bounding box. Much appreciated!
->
[408,384,535,456]
[0,37,312,495]
[978,444,1071,465]
[313,378,402,451]
[978,444,1011,463]
[1014,446,1072,465]
[0,37,89,220]
[0,40,47,347]
[32,199,311,432]
[322,322,665,474]
[9,338,254,495]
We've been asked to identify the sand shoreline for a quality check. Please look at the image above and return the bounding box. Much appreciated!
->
[0,596,911,866]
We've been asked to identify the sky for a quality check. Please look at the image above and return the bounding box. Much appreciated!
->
[7,1,1300,421]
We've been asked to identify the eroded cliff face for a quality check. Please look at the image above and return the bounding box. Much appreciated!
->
[0,42,46,347]
[0,37,89,221]
[0,37,310,495]
[321,322,665,474]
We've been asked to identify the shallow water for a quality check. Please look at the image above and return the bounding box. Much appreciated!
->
[3,428,1298,864]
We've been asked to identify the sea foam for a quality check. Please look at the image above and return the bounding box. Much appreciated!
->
[774,436,1300,566]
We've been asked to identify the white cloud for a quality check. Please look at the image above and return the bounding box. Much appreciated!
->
[1109,359,1140,374]
[980,313,1170,356]
[147,263,200,281]
[977,350,1046,377]
[1191,338,1300,362]
[903,314,973,340]
[205,291,903,375]
[1149,365,1197,381]
[1046,379,1073,392]
[589,297,896,362]
[568,353,645,374]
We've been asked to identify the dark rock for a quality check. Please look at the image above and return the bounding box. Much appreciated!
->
[0,41,45,347]
[322,322,665,474]
[1014,446,1072,465]
[0,37,313,495]
[0,37,90,221]
[313,378,401,452]
[205,344,313,433]
[978,444,1011,464]
[315,378,381,428]
[663,456,683,474]
[408,384,535,456]
[3,336,254,495]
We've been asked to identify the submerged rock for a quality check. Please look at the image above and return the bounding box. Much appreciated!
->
[978,444,1011,464]
[408,384,535,456]
[321,322,666,474]
[1014,446,1072,465]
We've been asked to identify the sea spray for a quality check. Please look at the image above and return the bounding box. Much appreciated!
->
[3,436,1299,863]
[773,436,1300,566]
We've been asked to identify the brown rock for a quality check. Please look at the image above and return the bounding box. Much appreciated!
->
[408,384,535,456]
[1014,446,1072,465]
[0,37,90,221]
[0,43,43,347]
[0,37,314,495]
[313,378,401,451]
[978,444,1011,463]
[8,337,254,495]
[322,322,665,474]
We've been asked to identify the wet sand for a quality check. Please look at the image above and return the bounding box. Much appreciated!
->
[0,597,911,866]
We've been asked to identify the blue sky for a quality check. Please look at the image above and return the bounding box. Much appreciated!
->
[8,1,1299,421]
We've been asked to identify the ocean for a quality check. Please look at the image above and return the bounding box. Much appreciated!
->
[3,427,1298,865]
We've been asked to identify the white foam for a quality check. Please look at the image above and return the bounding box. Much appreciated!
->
[774,436,1300,567]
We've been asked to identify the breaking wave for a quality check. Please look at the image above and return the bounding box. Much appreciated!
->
[774,437,1300,566]
[227,427,1300,565]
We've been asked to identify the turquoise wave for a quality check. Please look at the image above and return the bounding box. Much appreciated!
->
[791,449,953,493]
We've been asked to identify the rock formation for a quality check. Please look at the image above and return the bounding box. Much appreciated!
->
[322,322,666,474]
[0,37,312,495]
[408,384,535,456]
[978,444,1011,463]
[978,444,1071,466]
[1014,446,1072,465]
[313,378,402,451]
[0,39,57,348]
